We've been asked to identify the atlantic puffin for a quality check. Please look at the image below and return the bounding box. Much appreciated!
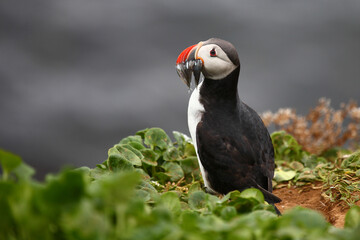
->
[176,38,281,214]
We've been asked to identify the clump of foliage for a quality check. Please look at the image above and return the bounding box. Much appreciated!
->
[271,131,360,206]
[98,128,201,189]
[262,98,360,155]
[1,127,360,239]
[322,151,360,206]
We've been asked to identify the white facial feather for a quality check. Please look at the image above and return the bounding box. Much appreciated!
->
[197,44,237,80]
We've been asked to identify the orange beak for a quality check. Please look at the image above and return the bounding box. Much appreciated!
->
[176,42,203,88]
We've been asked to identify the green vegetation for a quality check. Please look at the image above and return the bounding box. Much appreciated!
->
[1,127,360,239]
[272,131,360,206]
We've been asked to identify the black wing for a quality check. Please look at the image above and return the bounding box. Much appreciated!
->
[196,101,280,204]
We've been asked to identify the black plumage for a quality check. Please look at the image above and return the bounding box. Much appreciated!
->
[196,66,281,211]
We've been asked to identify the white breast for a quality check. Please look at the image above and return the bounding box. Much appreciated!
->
[187,82,213,191]
[187,82,204,146]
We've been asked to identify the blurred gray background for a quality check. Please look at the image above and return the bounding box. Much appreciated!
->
[1,0,359,178]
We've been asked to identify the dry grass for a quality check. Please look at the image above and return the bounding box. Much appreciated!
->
[262,98,360,154]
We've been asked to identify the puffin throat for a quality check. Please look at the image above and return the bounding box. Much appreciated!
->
[199,67,240,109]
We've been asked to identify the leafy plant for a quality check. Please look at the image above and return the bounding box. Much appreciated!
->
[100,127,201,187]
[321,150,360,205]
[272,131,325,186]
[1,128,360,239]
[271,131,360,206]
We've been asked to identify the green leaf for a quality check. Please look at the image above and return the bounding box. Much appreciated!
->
[12,162,35,181]
[135,189,151,201]
[302,155,326,169]
[144,127,171,150]
[119,144,143,159]
[115,144,143,166]
[240,188,265,203]
[345,206,360,228]
[227,196,259,214]
[72,167,91,177]
[138,179,157,194]
[128,141,146,150]
[180,211,200,231]
[60,200,111,239]
[108,146,119,155]
[108,154,134,172]
[179,157,199,175]
[188,182,202,195]
[163,147,181,161]
[0,149,22,179]
[184,142,196,157]
[188,191,207,210]
[90,171,141,204]
[220,206,237,220]
[278,207,329,230]
[140,149,159,166]
[173,131,193,157]
[274,168,296,182]
[96,163,108,170]
[173,131,186,148]
[119,135,143,145]
[290,161,304,171]
[271,131,303,161]
[341,151,360,168]
[157,191,181,215]
[163,162,184,182]
[89,167,111,180]
[135,128,150,139]
[154,172,171,184]
[227,190,242,201]
[296,169,316,182]
[41,169,86,209]
[0,183,16,236]
[134,168,150,179]
[219,191,232,204]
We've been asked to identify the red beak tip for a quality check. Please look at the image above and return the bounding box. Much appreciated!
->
[176,44,197,64]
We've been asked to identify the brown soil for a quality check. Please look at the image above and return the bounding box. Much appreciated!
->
[273,182,359,228]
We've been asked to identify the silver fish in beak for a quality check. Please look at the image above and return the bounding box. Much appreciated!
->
[176,43,203,88]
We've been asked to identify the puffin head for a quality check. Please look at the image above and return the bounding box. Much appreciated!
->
[176,38,240,88]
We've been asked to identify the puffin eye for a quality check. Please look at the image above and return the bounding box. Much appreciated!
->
[210,48,216,57]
